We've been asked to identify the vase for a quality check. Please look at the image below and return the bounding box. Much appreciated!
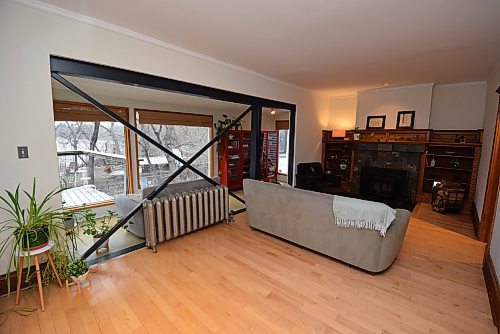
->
[353,133,360,141]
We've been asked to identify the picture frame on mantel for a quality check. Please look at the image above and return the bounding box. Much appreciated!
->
[366,115,386,129]
[396,110,415,129]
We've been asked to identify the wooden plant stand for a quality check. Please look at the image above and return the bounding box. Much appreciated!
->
[15,240,63,312]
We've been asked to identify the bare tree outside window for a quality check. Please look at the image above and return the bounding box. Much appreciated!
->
[278,129,289,175]
[137,124,210,187]
[55,121,127,207]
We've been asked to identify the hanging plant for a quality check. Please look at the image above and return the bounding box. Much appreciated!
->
[214,114,242,153]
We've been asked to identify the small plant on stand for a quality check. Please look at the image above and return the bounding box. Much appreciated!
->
[79,209,130,254]
[0,179,69,294]
[68,258,89,278]
[67,258,89,291]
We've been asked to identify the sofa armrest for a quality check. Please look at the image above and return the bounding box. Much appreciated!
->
[114,195,145,239]
[377,209,411,272]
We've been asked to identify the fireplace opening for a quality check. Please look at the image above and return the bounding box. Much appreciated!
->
[360,167,411,208]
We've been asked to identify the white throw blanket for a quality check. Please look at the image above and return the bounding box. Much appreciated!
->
[332,196,397,236]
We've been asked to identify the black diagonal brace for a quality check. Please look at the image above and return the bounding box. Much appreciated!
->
[79,102,251,259]
[51,73,252,259]
[51,72,245,204]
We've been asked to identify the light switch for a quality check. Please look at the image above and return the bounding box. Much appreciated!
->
[17,146,29,159]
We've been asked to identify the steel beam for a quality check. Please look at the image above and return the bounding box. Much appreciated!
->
[287,106,297,185]
[50,56,295,110]
[249,105,262,179]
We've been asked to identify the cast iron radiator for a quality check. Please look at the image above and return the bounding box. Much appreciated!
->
[143,186,229,252]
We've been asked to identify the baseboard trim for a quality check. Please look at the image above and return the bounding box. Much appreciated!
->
[472,201,480,238]
[483,251,500,331]
[0,262,49,297]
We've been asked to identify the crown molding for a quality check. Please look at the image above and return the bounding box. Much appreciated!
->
[358,83,435,95]
[329,94,358,100]
[434,81,487,88]
[13,0,313,95]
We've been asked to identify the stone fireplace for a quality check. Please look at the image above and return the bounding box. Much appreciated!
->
[360,167,409,205]
[351,143,425,209]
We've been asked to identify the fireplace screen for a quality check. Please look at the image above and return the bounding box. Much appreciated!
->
[360,167,409,202]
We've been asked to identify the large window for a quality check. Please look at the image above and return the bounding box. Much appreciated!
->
[276,120,290,175]
[135,109,213,188]
[53,101,131,208]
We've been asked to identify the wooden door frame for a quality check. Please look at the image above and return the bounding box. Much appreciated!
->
[479,86,500,243]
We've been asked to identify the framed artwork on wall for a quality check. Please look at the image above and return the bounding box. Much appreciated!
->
[366,115,386,129]
[396,110,415,129]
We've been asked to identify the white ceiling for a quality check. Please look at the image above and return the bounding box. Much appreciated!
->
[40,0,500,97]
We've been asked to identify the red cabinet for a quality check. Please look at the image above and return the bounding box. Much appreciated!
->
[218,130,278,189]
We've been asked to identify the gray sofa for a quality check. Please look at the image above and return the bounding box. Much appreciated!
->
[114,177,221,238]
[243,179,410,273]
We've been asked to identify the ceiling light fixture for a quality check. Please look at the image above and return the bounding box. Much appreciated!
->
[383,83,390,86]
[270,108,276,115]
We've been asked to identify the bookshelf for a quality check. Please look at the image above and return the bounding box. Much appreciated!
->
[218,130,278,189]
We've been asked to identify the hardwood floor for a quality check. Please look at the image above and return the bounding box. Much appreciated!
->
[412,202,476,238]
[0,211,496,333]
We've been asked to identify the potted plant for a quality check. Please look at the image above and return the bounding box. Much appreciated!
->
[79,210,130,252]
[0,179,69,293]
[214,114,242,154]
[68,258,89,283]
[353,127,361,141]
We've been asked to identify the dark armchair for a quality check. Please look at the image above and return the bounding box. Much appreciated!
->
[295,162,341,194]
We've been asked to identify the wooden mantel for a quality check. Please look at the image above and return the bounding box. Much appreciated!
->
[322,129,483,145]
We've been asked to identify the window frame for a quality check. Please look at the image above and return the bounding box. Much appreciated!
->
[276,120,290,176]
[53,100,133,209]
[134,108,214,189]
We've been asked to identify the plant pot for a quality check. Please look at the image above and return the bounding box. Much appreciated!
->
[16,226,49,251]
[71,269,90,284]
[353,133,361,141]
[64,218,75,230]
[93,237,109,251]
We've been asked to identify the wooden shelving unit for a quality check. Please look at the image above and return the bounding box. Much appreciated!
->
[418,130,482,202]
[321,139,353,182]
[321,129,483,205]
[218,130,244,190]
[218,130,278,189]
[260,131,279,182]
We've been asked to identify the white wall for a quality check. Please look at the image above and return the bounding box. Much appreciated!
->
[489,187,500,281]
[475,62,500,281]
[329,83,487,131]
[356,84,434,129]
[476,65,500,217]
[0,1,329,274]
[430,82,487,130]
[329,96,357,130]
